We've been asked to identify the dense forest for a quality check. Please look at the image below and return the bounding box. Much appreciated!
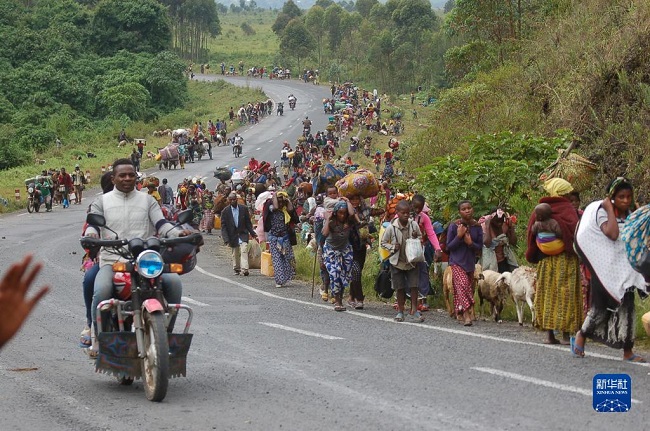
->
[0,0,190,170]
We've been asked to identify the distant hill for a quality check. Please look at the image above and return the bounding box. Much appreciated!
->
[220,0,447,10]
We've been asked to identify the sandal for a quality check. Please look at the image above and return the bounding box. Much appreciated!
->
[411,311,424,323]
[570,336,585,358]
[354,302,364,310]
[394,312,404,322]
[319,289,328,302]
[334,305,346,312]
[79,327,91,348]
[624,354,646,363]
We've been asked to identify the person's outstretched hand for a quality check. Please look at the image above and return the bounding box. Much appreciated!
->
[0,255,49,348]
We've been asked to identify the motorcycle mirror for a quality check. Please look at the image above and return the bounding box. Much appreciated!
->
[86,213,106,227]
[176,209,193,225]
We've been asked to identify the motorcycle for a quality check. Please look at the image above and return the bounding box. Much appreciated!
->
[26,181,41,213]
[277,102,284,116]
[234,143,242,158]
[302,126,311,137]
[289,98,296,110]
[80,211,203,402]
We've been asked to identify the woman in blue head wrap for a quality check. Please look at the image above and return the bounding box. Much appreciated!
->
[321,198,357,311]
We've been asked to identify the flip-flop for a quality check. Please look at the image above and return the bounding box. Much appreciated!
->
[570,336,585,358]
[334,305,346,312]
[624,354,647,363]
[79,335,91,348]
[394,312,404,322]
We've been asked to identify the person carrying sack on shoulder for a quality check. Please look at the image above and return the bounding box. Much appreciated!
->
[380,200,424,323]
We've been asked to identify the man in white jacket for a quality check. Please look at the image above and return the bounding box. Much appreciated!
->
[84,159,189,347]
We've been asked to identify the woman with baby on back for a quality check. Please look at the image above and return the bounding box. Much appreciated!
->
[525,178,582,345]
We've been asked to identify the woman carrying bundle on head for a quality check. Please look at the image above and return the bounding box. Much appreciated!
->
[525,178,582,345]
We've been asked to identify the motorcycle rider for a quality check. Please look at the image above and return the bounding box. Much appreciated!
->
[288,94,297,109]
[302,116,312,135]
[84,159,193,354]
[277,102,284,116]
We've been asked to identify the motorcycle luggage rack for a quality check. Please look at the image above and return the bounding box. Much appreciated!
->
[94,300,194,379]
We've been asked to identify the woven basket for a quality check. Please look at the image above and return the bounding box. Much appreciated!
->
[539,147,597,192]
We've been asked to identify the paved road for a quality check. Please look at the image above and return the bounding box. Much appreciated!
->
[0,77,647,431]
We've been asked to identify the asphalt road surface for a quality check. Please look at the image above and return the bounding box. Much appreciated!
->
[0,76,647,431]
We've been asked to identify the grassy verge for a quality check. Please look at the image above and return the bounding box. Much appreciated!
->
[0,80,266,213]
[207,11,280,71]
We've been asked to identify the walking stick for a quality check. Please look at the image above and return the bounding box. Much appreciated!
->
[311,248,318,298]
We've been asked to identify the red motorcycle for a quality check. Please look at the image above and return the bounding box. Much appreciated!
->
[81,211,202,402]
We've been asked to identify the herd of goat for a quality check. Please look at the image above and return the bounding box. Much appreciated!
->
[442,265,537,325]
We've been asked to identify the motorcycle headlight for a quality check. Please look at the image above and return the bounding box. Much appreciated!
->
[136,250,164,279]
[28,187,34,194]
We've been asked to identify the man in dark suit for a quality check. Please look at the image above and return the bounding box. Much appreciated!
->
[221,192,257,275]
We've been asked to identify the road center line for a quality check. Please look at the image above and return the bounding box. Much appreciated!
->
[259,322,344,340]
[471,367,641,404]
[181,296,210,307]
[194,266,649,367]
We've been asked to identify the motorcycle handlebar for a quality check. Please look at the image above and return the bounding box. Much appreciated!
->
[160,233,203,247]
[80,237,127,248]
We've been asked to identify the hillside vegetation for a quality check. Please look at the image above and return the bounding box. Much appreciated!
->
[409,0,650,205]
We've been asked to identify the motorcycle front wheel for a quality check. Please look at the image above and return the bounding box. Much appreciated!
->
[27,199,34,213]
[142,311,169,402]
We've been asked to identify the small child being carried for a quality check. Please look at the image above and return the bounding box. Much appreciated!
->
[531,203,564,256]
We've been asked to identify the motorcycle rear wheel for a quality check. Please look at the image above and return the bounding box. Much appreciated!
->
[142,311,169,402]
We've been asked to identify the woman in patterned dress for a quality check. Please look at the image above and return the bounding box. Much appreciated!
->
[447,200,483,326]
[322,200,356,311]
[264,191,298,288]
[525,178,582,344]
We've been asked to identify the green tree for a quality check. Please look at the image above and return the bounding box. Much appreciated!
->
[305,6,326,68]
[324,4,346,52]
[91,0,172,56]
[273,0,302,35]
[443,0,455,14]
[97,82,151,121]
[282,0,302,18]
[315,0,334,8]
[280,18,316,73]
[144,51,188,111]
[355,0,378,18]
[163,0,221,61]
[241,22,256,36]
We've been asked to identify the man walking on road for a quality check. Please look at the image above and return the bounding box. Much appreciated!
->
[158,178,174,205]
[221,192,257,276]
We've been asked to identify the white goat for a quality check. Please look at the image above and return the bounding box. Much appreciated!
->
[498,267,536,326]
